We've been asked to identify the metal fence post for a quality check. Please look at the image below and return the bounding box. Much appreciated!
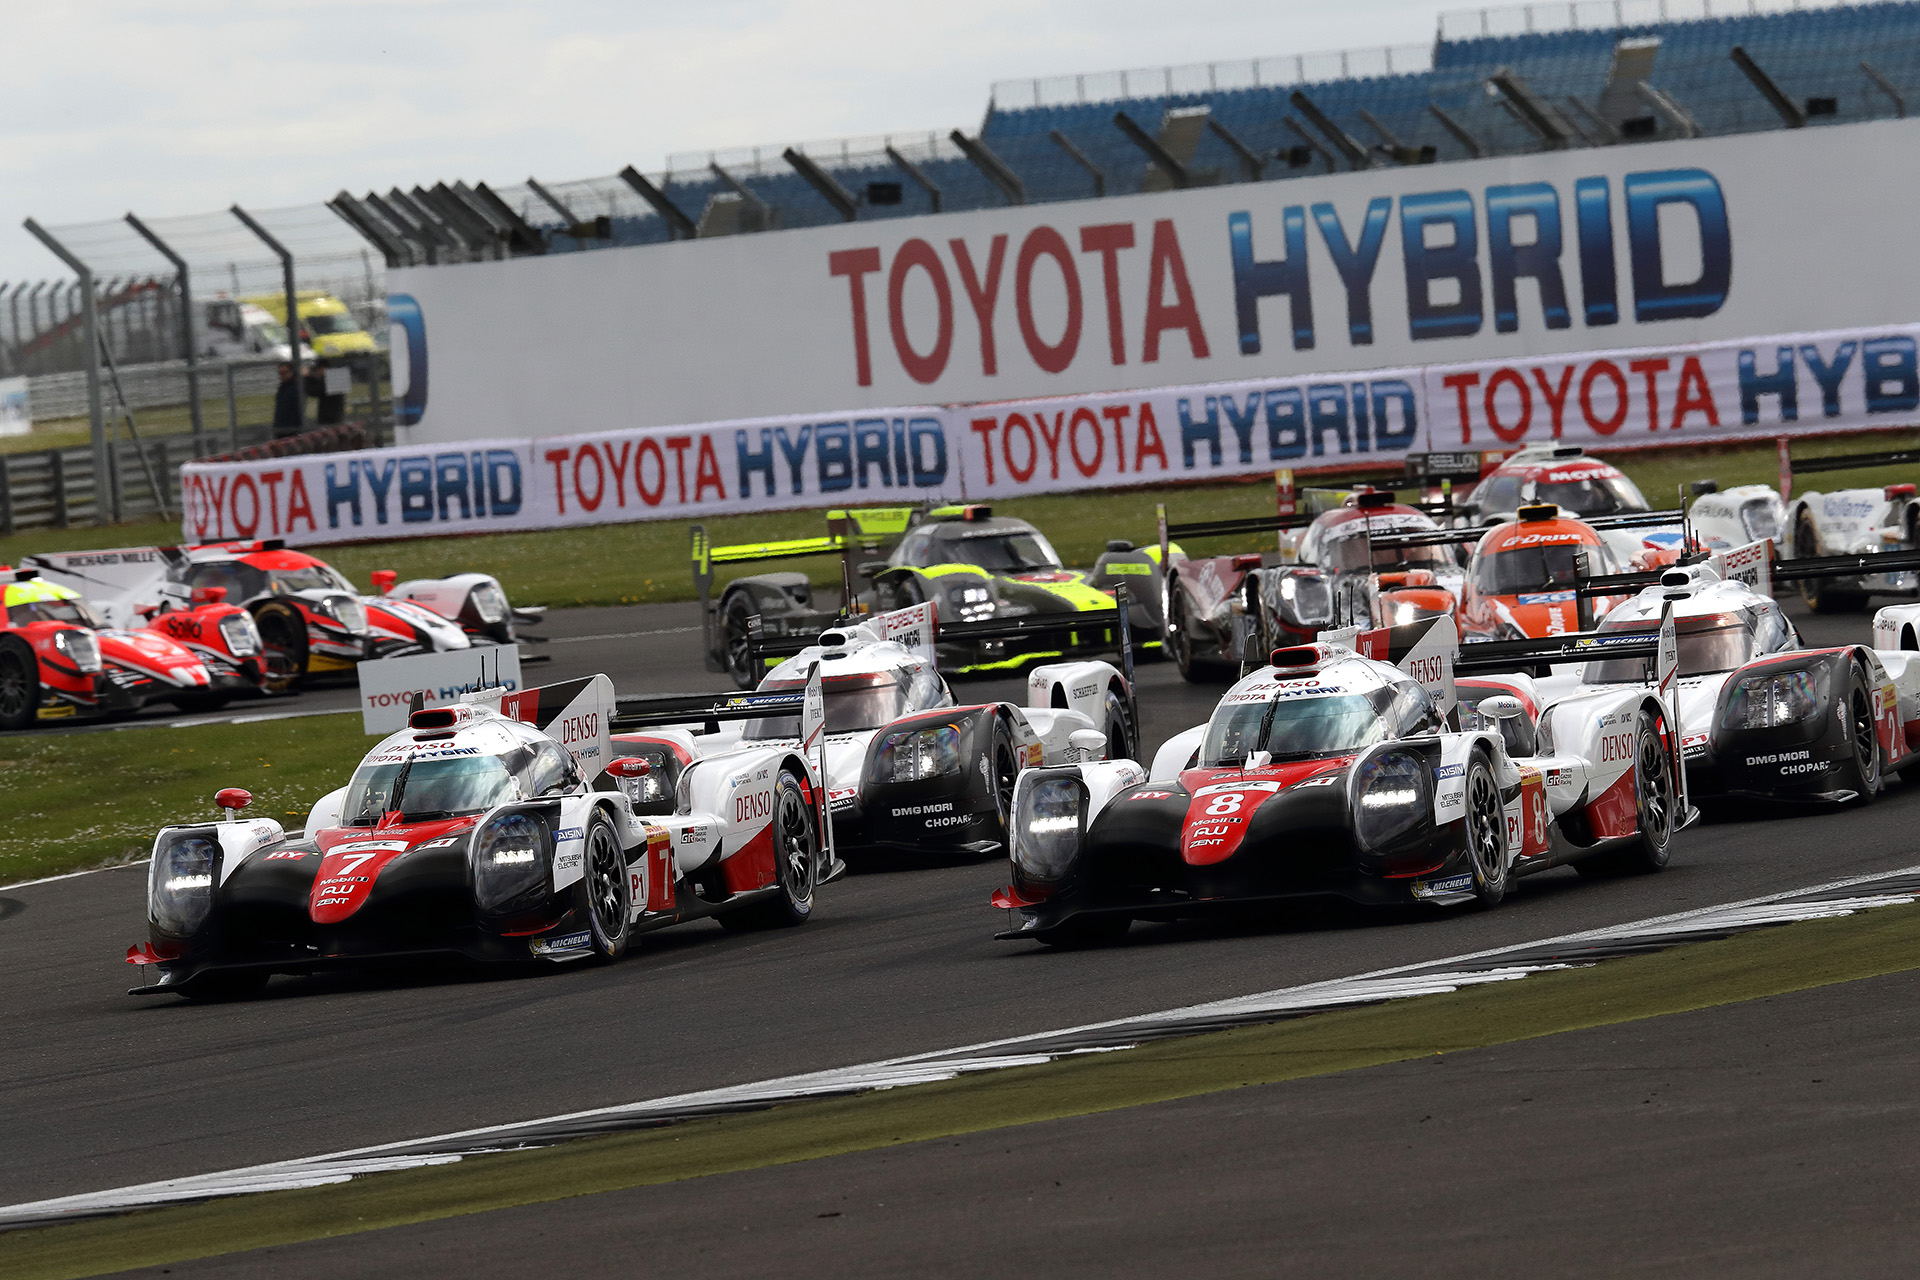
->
[225,362,239,453]
[0,454,11,536]
[125,211,205,444]
[231,204,303,427]
[49,448,67,529]
[23,218,111,524]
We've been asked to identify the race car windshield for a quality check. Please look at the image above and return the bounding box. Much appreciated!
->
[1582,613,1756,683]
[950,531,1062,572]
[269,565,355,594]
[1324,530,1453,574]
[1200,691,1392,765]
[1532,474,1647,517]
[742,675,914,740]
[6,597,102,627]
[1476,544,1590,595]
[340,754,519,823]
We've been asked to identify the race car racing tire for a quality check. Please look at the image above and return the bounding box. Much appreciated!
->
[1102,685,1136,762]
[720,767,818,931]
[1795,512,1863,613]
[1036,912,1132,949]
[1463,750,1508,908]
[990,721,1020,831]
[1836,664,1883,805]
[0,636,36,731]
[1577,708,1676,877]
[252,601,308,689]
[179,969,271,1002]
[721,591,757,689]
[579,810,631,961]
[1168,585,1226,684]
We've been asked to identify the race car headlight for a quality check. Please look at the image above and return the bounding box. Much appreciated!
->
[1352,750,1430,851]
[872,724,962,783]
[945,583,995,621]
[150,832,218,937]
[472,812,550,911]
[470,583,509,625]
[53,627,101,673]
[1284,575,1331,624]
[1721,667,1828,731]
[1012,773,1085,883]
[218,612,261,657]
[617,749,673,809]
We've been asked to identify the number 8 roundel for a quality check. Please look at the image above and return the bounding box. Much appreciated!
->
[1180,780,1287,867]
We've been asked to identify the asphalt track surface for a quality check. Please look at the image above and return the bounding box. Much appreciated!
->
[111,967,1920,1279]
[2,598,1914,1223]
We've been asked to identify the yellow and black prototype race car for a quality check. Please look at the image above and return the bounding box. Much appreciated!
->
[692,505,1167,687]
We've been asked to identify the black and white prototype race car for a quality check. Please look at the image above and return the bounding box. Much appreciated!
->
[993,616,1688,945]
[611,601,1141,860]
[1520,550,1920,806]
[127,675,830,999]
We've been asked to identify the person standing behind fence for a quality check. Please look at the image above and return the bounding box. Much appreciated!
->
[272,361,302,437]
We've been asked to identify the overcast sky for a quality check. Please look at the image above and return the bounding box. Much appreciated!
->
[1,0,1449,281]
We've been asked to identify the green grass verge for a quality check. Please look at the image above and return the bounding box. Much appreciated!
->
[6,900,1918,1280]
[5,431,1920,609]
[0,711,368,885]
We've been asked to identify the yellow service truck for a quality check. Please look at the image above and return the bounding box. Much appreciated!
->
[242,291,377,361]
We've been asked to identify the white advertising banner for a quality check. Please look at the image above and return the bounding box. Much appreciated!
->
[178,407,959,545]
[357,646,524,735]
[1424,324,1920,452]
[180,318,1920,545]
[959,367,1426,499]
[386,120,1920,443]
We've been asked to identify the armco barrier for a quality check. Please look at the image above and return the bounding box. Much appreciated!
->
[178,322,1920,547]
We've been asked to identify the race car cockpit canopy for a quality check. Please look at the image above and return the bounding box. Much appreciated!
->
[4,577,104,628]
[1305,506,1454,574]
[173,547,357,601]
[891,511,1063,574]
[1473,510,1614,596]
[1580,580,1797,684]
[1199,655,1437,766]
[340,714,580,825]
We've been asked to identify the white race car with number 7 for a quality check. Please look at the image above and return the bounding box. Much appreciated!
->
[127,674,833,1000]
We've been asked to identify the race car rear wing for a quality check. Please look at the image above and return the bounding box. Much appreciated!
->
[1780,442,1920,497]
[1452,628,1659,677]
[611,687,804,735]
[1366,508,1687,551]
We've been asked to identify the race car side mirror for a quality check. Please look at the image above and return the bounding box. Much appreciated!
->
[215,788,253,822]
[1068,729,1107,762]
[190,586,227,606]
[370,570,397,594]
[607,757,651,779]
[1478,695,1526,721]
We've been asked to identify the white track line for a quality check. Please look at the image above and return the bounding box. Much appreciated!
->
[4,863,1916,1230]
[0,859,149,894]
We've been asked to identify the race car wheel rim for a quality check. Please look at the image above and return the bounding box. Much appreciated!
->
[776,782,816,908]
[1467,766,1505,887]
[1851,685,1879,782]
[1636,724,1672,844]
[723,598,754,684]
[0,652,30,721]
[1169,588,1192,670]
[255,607,303,682]
[586,822,625,941]
[993,738,1017,822]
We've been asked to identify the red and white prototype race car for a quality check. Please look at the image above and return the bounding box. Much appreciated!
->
[0,567,267,728]
[27,541,536,684]
[128,674,831,999]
